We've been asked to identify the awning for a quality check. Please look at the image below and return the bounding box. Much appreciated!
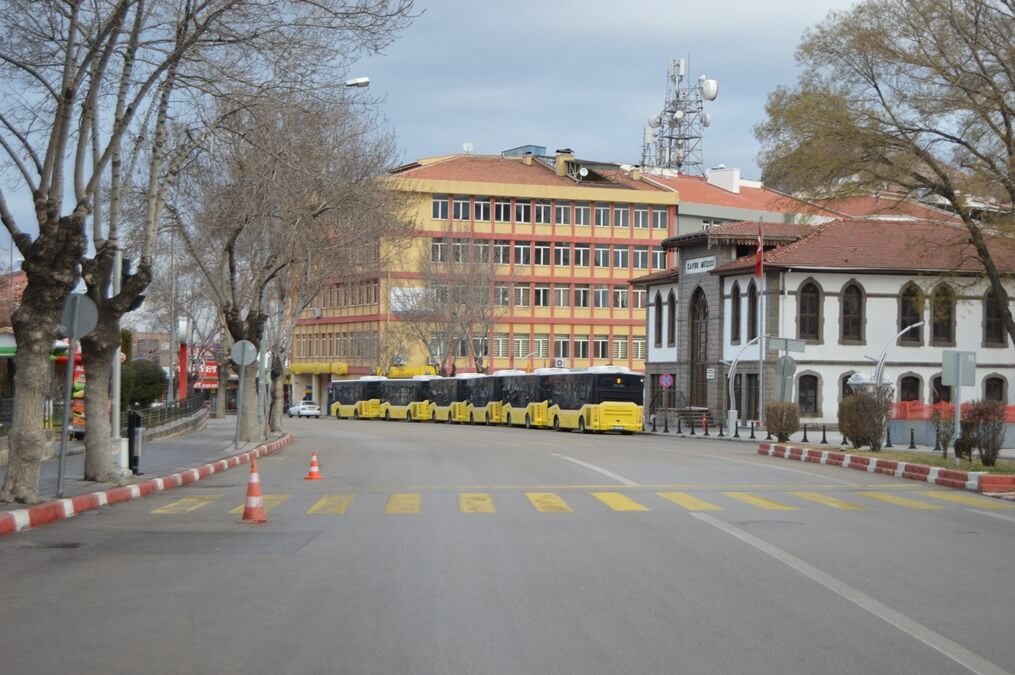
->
[289,361,349,376]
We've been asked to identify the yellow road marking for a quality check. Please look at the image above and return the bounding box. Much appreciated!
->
[854,492,941,510]
[591,492,650,512]
[152,496,220,514]
[307,495,355,514]
[459,493,496,513]
[723,492,798,511]
[786,492,867,511]
[526,493,572,512]
[915,491,1015,509]
[656,492,722,511]
[385,493,421,514]
[229,494,288,514]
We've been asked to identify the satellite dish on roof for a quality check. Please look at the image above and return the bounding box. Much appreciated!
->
[462,142,473,154]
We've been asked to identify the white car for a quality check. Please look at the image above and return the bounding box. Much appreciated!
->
[288,401,321,418]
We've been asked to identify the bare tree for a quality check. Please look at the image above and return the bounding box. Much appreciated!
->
[0,0,416,503]
[755,0,1015,345]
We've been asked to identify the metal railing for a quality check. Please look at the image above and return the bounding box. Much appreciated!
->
[0,396,206,437]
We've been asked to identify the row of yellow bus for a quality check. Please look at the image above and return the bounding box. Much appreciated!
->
[327,367,645,433]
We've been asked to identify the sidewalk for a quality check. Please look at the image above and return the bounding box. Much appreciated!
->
[0,417,265,510]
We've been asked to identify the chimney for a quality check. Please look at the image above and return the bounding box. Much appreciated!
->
[554,148,574,177]
[706,166,741,194]
[522,152,533,166]
[630,166,642,181]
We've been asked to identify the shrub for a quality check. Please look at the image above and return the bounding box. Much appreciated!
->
[766,402,800,442]
[851,385,893,451]
[837,396,865,449]
[969,400,1006,467]
[126,359,167,408]
[930,404,955,458]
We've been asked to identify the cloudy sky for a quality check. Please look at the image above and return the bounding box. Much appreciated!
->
[358,0,859,179]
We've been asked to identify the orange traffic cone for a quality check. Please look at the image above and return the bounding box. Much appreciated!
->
[241,459,269,523]
[304,451,324,481]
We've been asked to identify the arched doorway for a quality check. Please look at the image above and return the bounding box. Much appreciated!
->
[689,287,708,407]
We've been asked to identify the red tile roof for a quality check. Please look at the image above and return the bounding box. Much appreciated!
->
[812,194,962,223]
[389,155,665,192]
[629,268,680,286]
[644,173,835,214]
[714,218,1015,275]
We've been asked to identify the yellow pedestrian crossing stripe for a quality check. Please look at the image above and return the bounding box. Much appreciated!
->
[915,491,1015,509]
[591,492,650,512]
[228,494,288,514]
[526,492,572,512]
[459,493,496,513]
[656,492,722,511]
[853,491,943,510]
[152,496,220,514]
[308,495,354,514]
[386,493,421,514]
[786,492,867,511]
[723,492,798,511]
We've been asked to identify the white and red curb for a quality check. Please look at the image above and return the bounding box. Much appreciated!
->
[0,434,293,537]
[757,442,1015,495]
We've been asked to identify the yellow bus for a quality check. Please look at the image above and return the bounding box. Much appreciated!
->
[542,367,644,433]
[328,376,386,419]
[498,369,552,429]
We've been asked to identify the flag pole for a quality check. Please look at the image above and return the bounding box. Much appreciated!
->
[757,219,765,427]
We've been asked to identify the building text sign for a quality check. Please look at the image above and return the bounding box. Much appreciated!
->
[684,255,716,275]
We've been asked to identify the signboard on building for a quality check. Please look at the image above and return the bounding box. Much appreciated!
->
[683,255,717,275]
[706,368,716,380]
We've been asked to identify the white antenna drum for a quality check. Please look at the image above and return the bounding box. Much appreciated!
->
[462,142,474,154]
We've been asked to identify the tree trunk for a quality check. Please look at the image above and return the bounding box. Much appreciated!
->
[214,354,229,419]
[81,319,126,484]
[0,213,87,504]
[269,368,284,432]
[238,362,260,442]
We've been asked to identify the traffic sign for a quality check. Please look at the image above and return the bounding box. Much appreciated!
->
[660,372,674,389]
[230,340,257,367]
[768,337,805,353]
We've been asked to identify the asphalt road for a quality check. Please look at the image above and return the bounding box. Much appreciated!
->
[2,418,1014,675]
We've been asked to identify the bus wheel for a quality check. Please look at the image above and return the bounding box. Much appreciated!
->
[353,410,359,420]
[552,417,560,432]
[407,411,413,423]
[524,414,531,429]
[578,418,587,434]
[432,411,438,423]
[485,415,491,426]
[384,411,390,421]
[469,412,474,424]
[506,413,512,427]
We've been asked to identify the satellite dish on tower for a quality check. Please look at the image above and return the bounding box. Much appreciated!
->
[462,142,473,154]
[578,167,589,177]
[701,79,719,101]
[702,113,712,128]
[648,115,662,128]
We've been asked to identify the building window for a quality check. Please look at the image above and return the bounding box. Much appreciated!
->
[554,285,570,307]
[798,374,819,415]
[633,205,649,228]
[633,289,646,309]
[432,195,449,220]
[931,376,951,403]
[554,202,571,226]
[451,239,468,263]
[533,284,550,307]
[554,243,571,267]
[900,284,923,345]
[633,338,646,360]
[666,291,676,347]
[431,238,447,263]
[514,284,530,307]
[593,285,610,308]
[534,200,551,224]
[513,335,530,358]
[494,199,512,222]
[575,202,591,226]
[574,336,589,359]
[633,246,649,269]
[652,207,667,230]
[654,292,663,347]
[595,204,610,227]
[985,376,1006,402]
[574,244,590,267]
[574,285,590,308]
[613,337,629,359]
[494,240,510,264]
[514,241,531,266]
[474,240,490,263]
[613,287,629,309]
[984,291,1006,346]
[747,282,758,341]
[899,376,921,402]
[533,334,549,358]
[494,284,511,306]
[515,200,531,223]
[534,242,551,266]
[652,248,666,270]
[730,283,741,344]
[614,247,629,269]
[931,285,955,346]
[593,245,610,269]
[493,333,509,358]
[452,197,470,221]
[614,204,630,228]
[473,198,491,221]
[798,281,821,341]
[594,335,610,359]
[841,283,864,342]
[554,336,570,358]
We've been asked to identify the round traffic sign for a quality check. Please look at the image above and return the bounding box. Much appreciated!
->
[59,293,98,339]
[230,340,257,366]
[660,372,674,388]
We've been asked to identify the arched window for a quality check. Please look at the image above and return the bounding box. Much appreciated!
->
[931,375,951,404]
[798,374,819,415]
[899,376,921,402]
[653,292,663,347]
[899,284,923,345]
[730,283,741,344]
[984,291,1006,346]
[841,372,856,399]
[666,291,676,347]
[931,285,955,346]
[841,283,864,342]
[985,376,1006,402]
[798,282,821,341]
[747,282,758,341]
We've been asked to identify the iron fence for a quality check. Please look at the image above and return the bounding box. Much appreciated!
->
[0,396,205,437]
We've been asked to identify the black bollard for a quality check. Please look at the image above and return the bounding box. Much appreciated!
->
[749,421,756,440]
[703,417,710,436]
[689,417,696,435]
[820,425,828,444]
[885,425,893,448]
[718,420,724,437]
[663,414,669,433]
[733,420,740,438]
[652,415,657,433]
[802,424,809,443]
[676,417,682,434]
[908,428,917,450]
[933,432,941,452]
[765,427,772,441]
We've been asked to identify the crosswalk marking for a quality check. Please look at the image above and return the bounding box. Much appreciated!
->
[228,494,288,515]
[854,492,941,510]
[786,492,867,511]
[459,493,496,513]
[152,496,220,514]
[307,495,355,514]
[656,492,722,511]
[591,492,650,512]
[385,493,421,514]
[724,492,798,511]
[915,491,1015,509]
[526,492,572,512]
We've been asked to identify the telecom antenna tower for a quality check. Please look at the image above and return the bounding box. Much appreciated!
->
[641,58,718,174]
